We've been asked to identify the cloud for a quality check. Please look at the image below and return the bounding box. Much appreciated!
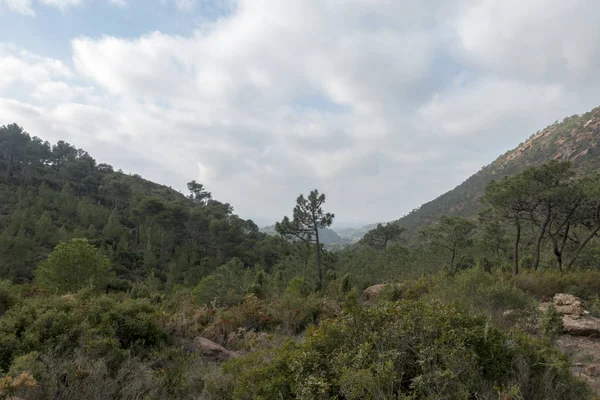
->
[0,0,34,15]
[39,0,82,10]
[1,0,131,15]
[3,0,600,226]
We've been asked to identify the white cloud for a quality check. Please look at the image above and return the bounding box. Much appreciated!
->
[455,0,600,85]
[39,0,82,10]
[0,0,34,15]
[3,0,600,225]
[0,44,72,89]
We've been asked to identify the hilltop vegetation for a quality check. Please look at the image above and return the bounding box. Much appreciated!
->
[392,106,600,240]
[4,106,600,399]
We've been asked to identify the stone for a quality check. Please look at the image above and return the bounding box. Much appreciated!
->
[563,316,600,337]
[553,293,585,317]
[193,337,236,361]
[361,284,386,302]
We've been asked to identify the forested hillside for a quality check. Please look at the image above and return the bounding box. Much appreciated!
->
[3,121,600,399]
[392,106,600,239]
[0,123,288,285]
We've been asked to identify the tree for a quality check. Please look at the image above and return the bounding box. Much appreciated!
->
[484,172,534,275]
[35,238,112,293]
[421,216,476,273]
[522,161,575,271]
[361,223,405,250]
[276,190,334,289]
[138,197,166,251]
[187,181,212,205]
[0,124,30,182]
[566,175,600,269]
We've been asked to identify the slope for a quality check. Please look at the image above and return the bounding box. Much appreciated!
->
[0,123,277,284]
[392,105,600,236]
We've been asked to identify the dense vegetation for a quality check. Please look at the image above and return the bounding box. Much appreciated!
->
[3,115,600,399]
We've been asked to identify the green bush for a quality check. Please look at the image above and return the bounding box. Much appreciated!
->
[541,305,564,340]
[423,268,537,330]
[35,239,114,294]
[514,269,600,300]
[0,293,167,372]
[209,300,590,400]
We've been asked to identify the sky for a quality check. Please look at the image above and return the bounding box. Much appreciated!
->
[2,1,600,228]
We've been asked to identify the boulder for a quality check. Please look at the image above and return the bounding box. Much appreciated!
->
[553,293,585,318]
[193,337,236,361]
[362,284,386,302]
[563,316,600,337]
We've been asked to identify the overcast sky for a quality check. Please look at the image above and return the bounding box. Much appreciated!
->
[1,0,600,228]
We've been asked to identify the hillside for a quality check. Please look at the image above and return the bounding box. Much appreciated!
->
[260,225,351,248]
[392,105,600,236]
[0,123,279,283]
[2,121,600,398]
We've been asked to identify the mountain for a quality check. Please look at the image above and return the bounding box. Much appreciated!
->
[260,225,351,247]
[0,123,274,283]
[337,224,379,242]
[390,105,600,237]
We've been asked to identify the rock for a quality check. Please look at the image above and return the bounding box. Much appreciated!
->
[553,293,585,318]
[193,337,236,361]
[563,316,600,337]
[362,284,386,302]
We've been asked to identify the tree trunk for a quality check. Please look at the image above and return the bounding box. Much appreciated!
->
[135,221,140,246]
[567,226,600,270]
[5,149,12,182]
[533,207,551,271]
[551,236,563,272]
[146,221,152,252]
[551,222,570,272]
[567,203,600,270]
[315,228,322,290]
[449,243,456,273]
[514,218,521,275]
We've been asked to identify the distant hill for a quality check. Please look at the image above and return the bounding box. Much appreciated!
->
[260,225,352,248]
[337,224,380,242]
[389,105,600,238]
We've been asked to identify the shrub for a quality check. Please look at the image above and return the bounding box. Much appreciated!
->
[423,268,537,330]
[209,300,590,400]
[514,269,600,301]
[541,305,564,340]
[35,239,113,294]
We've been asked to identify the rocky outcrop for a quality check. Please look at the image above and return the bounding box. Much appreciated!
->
[193,337,237,361]
[541,294,600,337]
[563,317,600,337]
[361,284,386,302]
[553,293,585,317]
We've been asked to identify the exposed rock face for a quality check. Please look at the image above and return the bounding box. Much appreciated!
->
[541,294,600,337]
[556,336,600,395]
[553,293,585,318]
[193,337,237,361]
[563,317,600,337]
[361,284,386,302]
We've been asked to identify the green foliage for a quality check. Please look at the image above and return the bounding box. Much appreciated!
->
[0,293,168,373]
[35,239,113,294]
[276,189,334,289]
[541,305,564,341]
[420,215,476,272]
[514,269,600,300]
[360,223,405,250]
[211,300,589,400]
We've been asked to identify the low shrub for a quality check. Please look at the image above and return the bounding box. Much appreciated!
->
[207,300,590,400]
[514,269,600,301]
